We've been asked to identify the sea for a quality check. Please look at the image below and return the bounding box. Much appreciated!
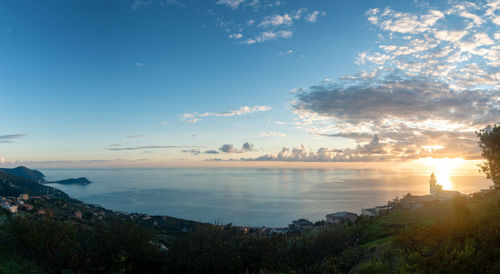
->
[41,167,492,227]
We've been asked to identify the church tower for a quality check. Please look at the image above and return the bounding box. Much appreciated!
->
[429,172,441,196]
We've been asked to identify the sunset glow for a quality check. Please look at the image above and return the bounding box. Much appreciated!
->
[0,1,497,168]
[417,157,467,190]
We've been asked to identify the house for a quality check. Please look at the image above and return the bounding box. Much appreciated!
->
[326,211,358,224]
[400,195,437,210]
[290,219,313,232]
[75,211,83,219]
[361,208,377,217]
[21,204,34,211]
[18,193,29,201]
[1,204,18,213]
[469,188,492,199]
[361,206,390,217]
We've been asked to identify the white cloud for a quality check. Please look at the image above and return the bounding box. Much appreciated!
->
[135,62,144,67]
[181,105,272,123]
[278,49,293,56]
[229,33,243,39]
[216,0,245,9]
[260,131,286,137]
[259,13,293,27]
[214,7,321,45]
[132,0,153,9]
[306,11,325,23]
[368,8,444,34]
[277,1,500,162]
[434,30,468,42]
[253,30,293,43]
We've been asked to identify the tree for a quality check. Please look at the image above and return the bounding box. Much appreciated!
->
[477,124,500,191]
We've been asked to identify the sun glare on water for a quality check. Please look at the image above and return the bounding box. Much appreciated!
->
[417,157,466,190]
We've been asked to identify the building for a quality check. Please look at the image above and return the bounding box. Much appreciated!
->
[326,211,358,224]
[290,219,313,232]
[400,194,437,210]
[361,205,390,217]
[429,173,466,200]
[21,204,34,211]
[361,208,376,217]
[1,204,18,213]
[18,193,29,201]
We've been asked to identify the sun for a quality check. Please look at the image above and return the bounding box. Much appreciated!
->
[417,157,465,190]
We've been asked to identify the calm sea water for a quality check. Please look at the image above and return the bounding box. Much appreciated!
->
[41,168,491,227]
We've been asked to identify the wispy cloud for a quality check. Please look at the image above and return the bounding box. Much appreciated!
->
[260,131,286,137]
[132,0,184,9]
[127,135,149,138]
[0,134,26,144]
[2,25,12,32]
[182,149,220,155]
[212,4,325,45]
[182,149,201,155]
[229,33,243,39]
[216,0,245,9]
[259,13,293,27]
[181,105,271,123]
[305,11,325,23]
[132,0,154,9]
[278,49,293,56]
[108,145,199,151]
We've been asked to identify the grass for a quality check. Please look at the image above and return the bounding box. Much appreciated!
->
[359,203,453,245]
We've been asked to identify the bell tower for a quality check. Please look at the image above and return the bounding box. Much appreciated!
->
[429,172,441,196]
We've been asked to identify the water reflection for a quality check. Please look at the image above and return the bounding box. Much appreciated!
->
[41,167,491,227]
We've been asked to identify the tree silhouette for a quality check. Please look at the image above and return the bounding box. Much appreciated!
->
[477,124,500,191]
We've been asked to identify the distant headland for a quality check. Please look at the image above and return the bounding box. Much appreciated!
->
[0,166,93,185]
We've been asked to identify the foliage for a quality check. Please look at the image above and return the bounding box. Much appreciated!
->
[477,123,500,190]
[0,193,498,273]
[0,216,167,273]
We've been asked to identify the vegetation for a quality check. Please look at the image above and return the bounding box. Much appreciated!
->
[477,123,500,190]
[0,171,68,199]
[0,191,498,273]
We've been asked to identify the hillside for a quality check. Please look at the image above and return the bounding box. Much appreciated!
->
[0,166,46,182]
[0,171,68,199]
[44,177,93,185]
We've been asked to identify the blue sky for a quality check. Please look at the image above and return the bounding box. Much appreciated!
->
[0,0,498,167]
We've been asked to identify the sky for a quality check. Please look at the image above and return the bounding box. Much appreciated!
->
[0,0,499,168]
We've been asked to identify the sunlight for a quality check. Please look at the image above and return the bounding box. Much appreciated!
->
[417,157,466,190]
